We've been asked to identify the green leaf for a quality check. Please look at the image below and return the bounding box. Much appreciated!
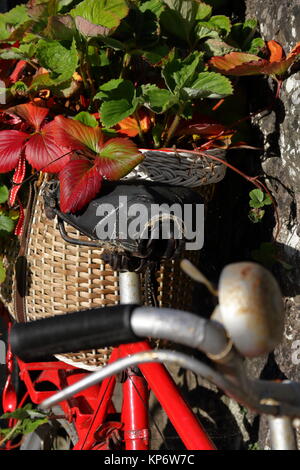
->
[36,38,78,81]
[159,0,205,43]
[0,215,14,234]
[0,259,5,284]
[248,208,265,223]
[0,185,9,204]
[195,22,220,40]
[162,52,204,93]
[263,194,272,205]
[140,0,165,17]
[203,38,238,57]
[23,418,48,434]
[163,0,202,23]
[1,407,29,421]
[248,37,265,55]
[70,0,129,29]
[230,19,259,51]
[44,14,75,41]
[1,5,29,26]
[74,112,98,127]
[87,46,110,67]
[142,44,170,66]
[100,100,138,128]
[0,43,37,61]
[182,71,233,99]
[208,15,231,36]
[249,189,265,208]
[196,2,212,21]
[160,8,192,43]
[97,79,139,128]
[0,5,30,40]
[141,84,177,113]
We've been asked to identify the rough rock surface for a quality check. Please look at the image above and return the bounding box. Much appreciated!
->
[243,0,300,449]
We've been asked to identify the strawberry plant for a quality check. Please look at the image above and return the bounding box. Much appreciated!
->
[0,0,298,220]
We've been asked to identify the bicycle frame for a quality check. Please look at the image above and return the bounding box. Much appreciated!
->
[1,303,216,450]
[7,343,216,450]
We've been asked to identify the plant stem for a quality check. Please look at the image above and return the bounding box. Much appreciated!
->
[120,53,131,79]
[0,420,20,447]
[163,104,184,147]
[134,110,145,144]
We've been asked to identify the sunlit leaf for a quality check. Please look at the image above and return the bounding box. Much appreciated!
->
[210,41,300,77]
[141,84,177,113]
[97,80,139,128]
[54,115,103,153]
[25,121,71,173]
[98,138,143,180]
[0,130,28,172]
[7,102,49,131]
[0,184,9,204]
[182,72,233,99]
[0,214,14,233]
[74,112,98,128]
[70,0,129,29]
[59,158,103,213]
[116,111,151,137]
[74,16,111,37]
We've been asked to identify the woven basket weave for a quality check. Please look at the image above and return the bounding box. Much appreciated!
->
[1,183,199,370]
[126,148,226,187]
[0,147,226,370]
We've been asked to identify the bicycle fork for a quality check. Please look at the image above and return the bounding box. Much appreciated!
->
[118,271,216,451]
[119,271,149,450]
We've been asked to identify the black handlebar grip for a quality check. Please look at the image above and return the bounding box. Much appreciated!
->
[10,304,140,361]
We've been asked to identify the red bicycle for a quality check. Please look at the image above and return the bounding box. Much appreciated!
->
[2,261,300,451]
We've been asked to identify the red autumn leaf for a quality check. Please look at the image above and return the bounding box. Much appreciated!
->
[55,117,144,212]
[54,115,104,153]
[1,103,71,174]
[97,138,145,180]
[116,112,151,137]
[0,130,28,172]
[9,60,27,84]
[25,121,72,173]
[7,102,49,131]
[209,41,300,77]
[59,158,103,213]
[176,115,232,138]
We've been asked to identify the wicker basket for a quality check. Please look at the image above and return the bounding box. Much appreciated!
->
[0,148,226,370]
[126,148,226,187]
[1,182,199,370]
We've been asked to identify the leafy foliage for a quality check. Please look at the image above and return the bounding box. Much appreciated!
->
[0,0,297,215]
[248,189,272,223]
[0,404,49,444]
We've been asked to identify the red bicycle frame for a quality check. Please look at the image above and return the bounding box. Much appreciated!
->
[1,304,216,450]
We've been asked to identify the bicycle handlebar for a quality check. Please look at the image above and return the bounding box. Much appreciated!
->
[10,304,230,361]
[10,304,300,418]
[10,304,139,361]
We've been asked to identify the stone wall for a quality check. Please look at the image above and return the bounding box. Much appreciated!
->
[244,0,300,448]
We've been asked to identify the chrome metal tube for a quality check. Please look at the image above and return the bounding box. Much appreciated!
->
[131,306,229,357]
[268,416,298,450]
[40,350,236,411]
[119,271,141,304]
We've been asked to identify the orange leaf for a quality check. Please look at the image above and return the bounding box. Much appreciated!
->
[116,112,151,137]
[267,40,284,62]
[210,41,300,77]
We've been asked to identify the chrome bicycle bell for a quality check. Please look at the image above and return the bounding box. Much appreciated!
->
[218,262,285,357]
